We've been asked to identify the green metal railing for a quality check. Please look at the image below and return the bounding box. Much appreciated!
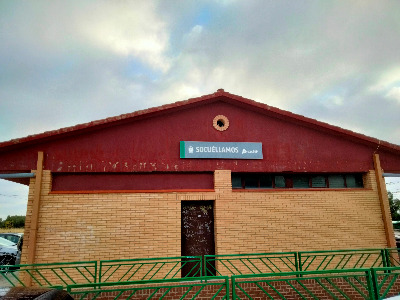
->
[204,252,298,276]
[232,269,374,300]
[384,248,400,267]
[99,256,202,282]
[0,261,97,289]
[1,248,400,294]
[371,267,400,299]
[204,249,395,277]
[67,276,230,300]
[298,248,387,272]
[63,267,400,300]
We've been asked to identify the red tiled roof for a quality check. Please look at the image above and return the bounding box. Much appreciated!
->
[1,89,399,153]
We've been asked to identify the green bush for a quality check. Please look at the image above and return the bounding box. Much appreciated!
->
[0,215,25,228]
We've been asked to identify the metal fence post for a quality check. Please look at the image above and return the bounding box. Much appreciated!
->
[200,256,204,277]
[98,260,102,283]
[226,276,230,300]
[94,261,98,284]
[369,268,379,300]
[297,252,302,271]
[382,249,388,268]
[385,248,394,268]
[297,252,303,277]
[231,276,236,300]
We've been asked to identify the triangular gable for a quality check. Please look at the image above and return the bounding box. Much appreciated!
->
[0,89,399,152]
[0,89,399,176]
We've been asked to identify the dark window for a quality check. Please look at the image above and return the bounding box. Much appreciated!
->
[274,176,286,188]
[328,175,345,188]
[232,173,364,190]
[245,175,259,189]
[260,175,273,188]
[232,175,242,189]
[293,176,309,188]
[346,174,363,188]
[311,176,327,188]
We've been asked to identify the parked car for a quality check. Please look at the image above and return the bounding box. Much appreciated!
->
[0,236,21,266]
[0,287,73,300]
[0,233,23,245]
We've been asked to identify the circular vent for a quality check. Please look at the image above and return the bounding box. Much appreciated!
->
[213,115,229,131]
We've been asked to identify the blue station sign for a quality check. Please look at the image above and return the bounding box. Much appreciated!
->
[180,141,263,159]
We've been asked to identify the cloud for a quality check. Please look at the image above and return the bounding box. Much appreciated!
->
[149,1,400,143]
[1,1,400,217]
[77,2,171,72]
[386,87,400,104]
[0,1,175,141]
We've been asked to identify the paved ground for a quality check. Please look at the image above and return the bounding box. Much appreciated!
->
[0,270,20,287]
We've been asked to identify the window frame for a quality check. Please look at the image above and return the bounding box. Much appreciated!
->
[231,173,364,190]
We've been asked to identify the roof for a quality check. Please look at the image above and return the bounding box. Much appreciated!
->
[1,89,399,153]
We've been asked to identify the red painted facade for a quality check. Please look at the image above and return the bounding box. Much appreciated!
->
[52,172,214,191]
[1,91,400,188]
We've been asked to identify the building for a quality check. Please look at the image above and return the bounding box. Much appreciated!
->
[0,89,399,267]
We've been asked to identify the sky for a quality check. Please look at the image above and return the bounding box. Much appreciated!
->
[0,1,400,219]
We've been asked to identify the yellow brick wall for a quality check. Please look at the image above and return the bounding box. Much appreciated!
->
[22,169,388,264]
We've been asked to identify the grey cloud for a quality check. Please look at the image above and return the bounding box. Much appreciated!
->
[1,0,400,218]
[153,1,400,143]
[0,0,399,145]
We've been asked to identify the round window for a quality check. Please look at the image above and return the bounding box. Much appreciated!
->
[213,115,229,131]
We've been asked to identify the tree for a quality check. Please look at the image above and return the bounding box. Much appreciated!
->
[389,191,400,221]
[0,215,25,228]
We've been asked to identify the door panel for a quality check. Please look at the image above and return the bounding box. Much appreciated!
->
[181,201,215,276]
